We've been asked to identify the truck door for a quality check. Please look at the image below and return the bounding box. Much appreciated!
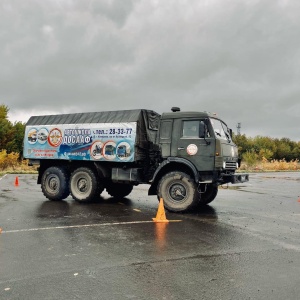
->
[159,119,173,157]
[171,118,215,171]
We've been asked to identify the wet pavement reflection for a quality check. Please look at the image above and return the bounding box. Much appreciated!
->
[1,173,300,299]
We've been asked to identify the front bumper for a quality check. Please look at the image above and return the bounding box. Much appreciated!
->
[220,173,249,184]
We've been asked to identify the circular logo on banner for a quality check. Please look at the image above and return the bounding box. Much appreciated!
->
[37,128,49,145]
[48,128,63,147]
[27,128,37,145]
[116,142,132,161]
[103,141,117,160]
[91,141,104,160]
[187,144,198,156]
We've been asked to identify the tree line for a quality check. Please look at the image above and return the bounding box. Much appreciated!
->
[233,134,300,162]
[0,104,299,162]
[0,105,25,156]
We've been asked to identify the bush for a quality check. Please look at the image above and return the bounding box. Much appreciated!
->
[258,149,273,161]
[0,150,36,173]
[239,156,300,171]
[242,151,258,167]
[0,150,19,170]
[261,159,300,171]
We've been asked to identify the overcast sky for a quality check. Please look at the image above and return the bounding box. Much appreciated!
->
[1,0,300,140]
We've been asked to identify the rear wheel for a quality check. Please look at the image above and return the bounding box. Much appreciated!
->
[157,171,198,212]
[41,166,70,201]
[70,167,103,202]
[106,182,133,198]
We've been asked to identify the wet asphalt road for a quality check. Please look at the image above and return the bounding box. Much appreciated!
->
[0,172,300,300]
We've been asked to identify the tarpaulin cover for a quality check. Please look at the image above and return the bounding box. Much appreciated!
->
[24,109,161,162]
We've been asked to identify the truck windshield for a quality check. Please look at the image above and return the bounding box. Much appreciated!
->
[210,118,231,141]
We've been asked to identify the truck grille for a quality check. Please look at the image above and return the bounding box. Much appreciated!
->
[225,161,237,170]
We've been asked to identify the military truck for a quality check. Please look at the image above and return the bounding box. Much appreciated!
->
[23,107,249,212]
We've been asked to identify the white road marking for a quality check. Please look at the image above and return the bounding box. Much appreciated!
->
[1,221,154,234]
[0,174,7,181]
[2,219,182,234]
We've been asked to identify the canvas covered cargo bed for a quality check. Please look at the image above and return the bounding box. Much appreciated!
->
[24,109,161,163]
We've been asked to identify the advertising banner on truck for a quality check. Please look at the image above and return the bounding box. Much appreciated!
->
[23,122,137,162]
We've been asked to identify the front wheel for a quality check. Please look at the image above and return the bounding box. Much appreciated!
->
[157,171,198,212]
[41,166,70,201]
[70,167,103,202]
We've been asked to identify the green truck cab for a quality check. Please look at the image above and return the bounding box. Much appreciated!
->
[148,107,248,211]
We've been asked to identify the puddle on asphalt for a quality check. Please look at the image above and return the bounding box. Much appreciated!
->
[219,185,266,195]
[0,192,18,201]
[219,185,247,190]
[260,176,300,181]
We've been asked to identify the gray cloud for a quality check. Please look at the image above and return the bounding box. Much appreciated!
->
[1,0,300,140]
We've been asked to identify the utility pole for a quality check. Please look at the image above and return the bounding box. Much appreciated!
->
[236,122,241,135]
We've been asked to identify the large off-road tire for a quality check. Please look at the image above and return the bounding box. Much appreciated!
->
[198,184,218,206]
[41,166,70,201]
[106,182,133,198]
[157,171,198,212]
[70,167,103,202]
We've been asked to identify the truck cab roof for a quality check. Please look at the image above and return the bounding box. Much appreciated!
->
[161,111,217,120]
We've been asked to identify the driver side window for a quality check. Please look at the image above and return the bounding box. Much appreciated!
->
[182,120,209,138]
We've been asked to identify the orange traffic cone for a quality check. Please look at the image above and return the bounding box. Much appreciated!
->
[298,198,300,203]
[0,227,2,234]
[152,198,169,223]
[14,176,19,187]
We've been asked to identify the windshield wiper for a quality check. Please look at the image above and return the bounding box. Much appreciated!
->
[224,131,231,142]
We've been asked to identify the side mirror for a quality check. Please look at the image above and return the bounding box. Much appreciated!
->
[199,122,206,138]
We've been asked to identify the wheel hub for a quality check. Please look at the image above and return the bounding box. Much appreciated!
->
[49,177,58,190]
[78,179,87,192]
[169,183,186,201]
